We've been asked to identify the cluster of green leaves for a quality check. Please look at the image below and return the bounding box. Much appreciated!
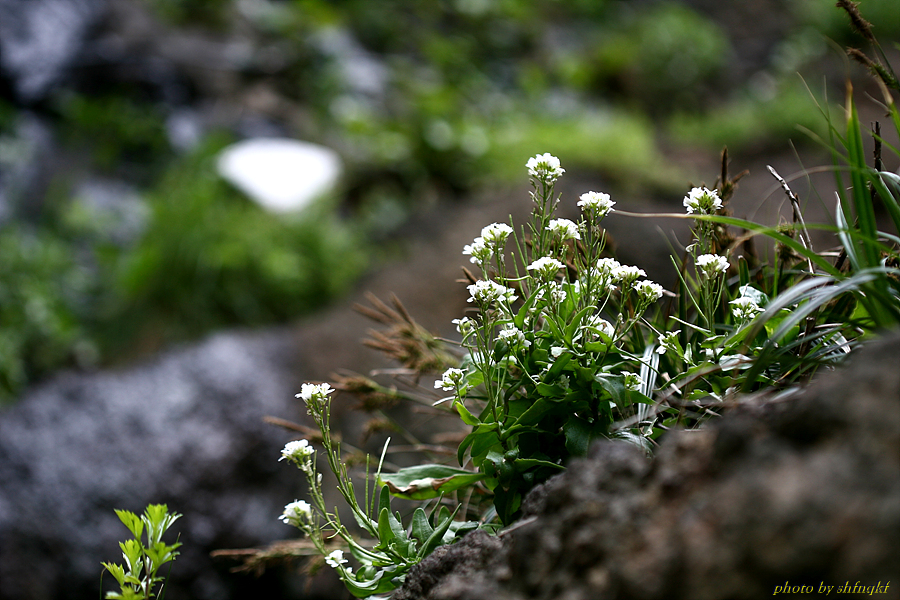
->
[55,94,171,176]
[101,504,181,600]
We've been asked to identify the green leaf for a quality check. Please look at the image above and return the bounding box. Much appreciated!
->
[376,507,397,548]
[410,507,434,543]
[470,431,502,466]
[514,289,541,330]
[114,509,143,540]
[454,399,481,426]
[101,562,127,587]
[417,504,461,560]
[378,465,485,500]
[378,484,391,517]
[595,375,627,407]
[513,457,565,471]
[502,397,554,438]
[563,416,594,456]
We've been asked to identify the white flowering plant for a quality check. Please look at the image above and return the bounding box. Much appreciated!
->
[276,382,481,598]
[257,6,900,595]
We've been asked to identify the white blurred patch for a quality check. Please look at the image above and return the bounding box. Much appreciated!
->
[216,138,342,213]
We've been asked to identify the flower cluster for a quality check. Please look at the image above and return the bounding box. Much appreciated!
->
[279,499,312,527]
[656,330,681,355]
[435,367,466,391]
[583,314,615,339]
[730,296,763,322]
[547,218,581,241]
[452,317,474,335]
[467,279,518,306]
[623,372,644,392]
[280,439,314,463]
[526,153,566,183]
[613,264,646,286]
[527,256,564,281]
[463,223,515,267]
[635,280,664,304]
[296,382,334,404]
[577,191,616,218]
[325,549,351,573]
[695,253,729,280]
[497,324,531,351]
[683,187,723,215]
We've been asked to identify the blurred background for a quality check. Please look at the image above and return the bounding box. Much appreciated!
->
[0,0,898,599]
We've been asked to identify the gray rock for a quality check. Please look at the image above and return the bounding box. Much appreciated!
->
[396,332,900,600]
[0,329,308,600]
[0,0,107,102]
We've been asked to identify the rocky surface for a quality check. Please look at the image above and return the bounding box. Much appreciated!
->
[395,332,900,600]
[0,330,308,600]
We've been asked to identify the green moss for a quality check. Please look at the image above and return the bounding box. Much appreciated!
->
[666,78,832,152]
[0,228,96,402]
[487,108,683,193]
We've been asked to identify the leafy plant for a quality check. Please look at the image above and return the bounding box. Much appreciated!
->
[277,384,482,598]
[101,504,181,600]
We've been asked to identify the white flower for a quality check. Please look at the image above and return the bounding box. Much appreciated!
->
[480,223,514,246]
[613,264,646,286]
[435,367,465,391]
[467,279,518,306]
[526,153,565,182]
[695,254,729,279]
[584,314,615,339]
[463,237,492,266]
[296,383,334,404]
[623,372,643,392]
[596,258,621,276]
[635,280,664,303]
[325,549,349,569]
[730,296,763,321]
[527,256,564,281]
[577,191,615,218]
[279,500,312,526]
[547,218,581,241]
[656,330,681,355]
[547,281,567,303]
[550,346,566,358]
[280,439,314,463]
[452,317,474,335]
[497,325,531,350]
[683,187,723,215]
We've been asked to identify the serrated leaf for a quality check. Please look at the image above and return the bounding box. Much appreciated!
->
[114,510,143,540]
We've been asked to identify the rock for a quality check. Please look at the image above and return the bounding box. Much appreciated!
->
[0,112,56,223]
[0,329,308,600]
[0,0,107,102]
[396,332,900,600]
[71,178,148,246]
[216,138,343,213]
